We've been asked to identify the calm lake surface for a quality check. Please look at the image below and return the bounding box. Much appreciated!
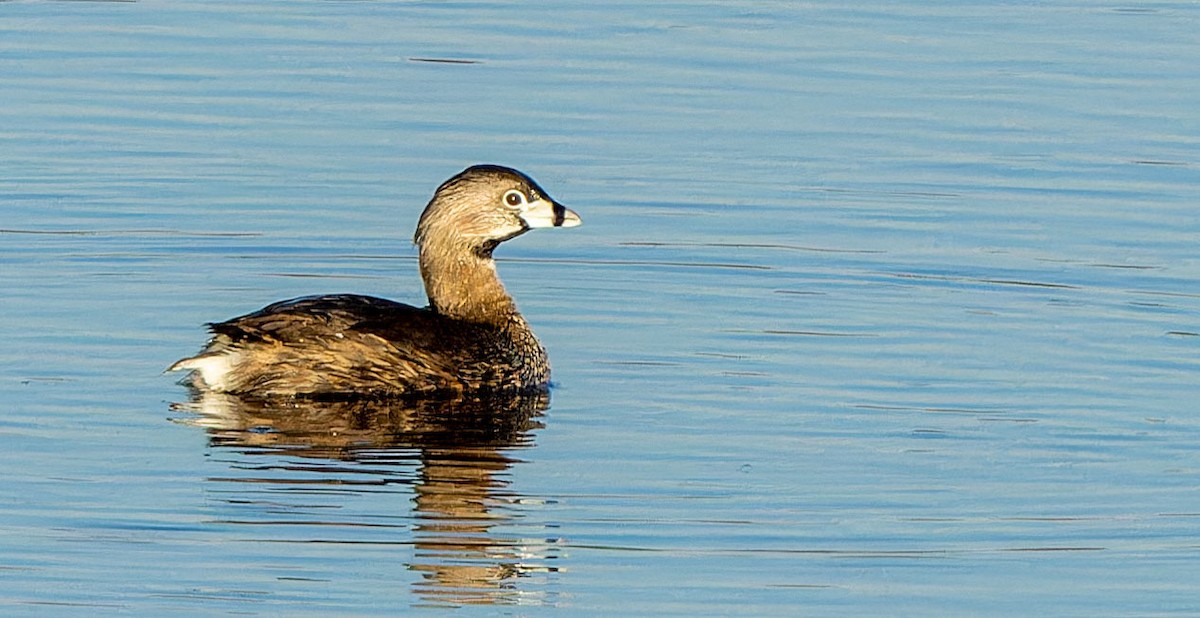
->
[2,1,1199,615]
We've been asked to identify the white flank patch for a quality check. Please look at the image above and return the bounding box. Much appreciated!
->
[169,352,237,392]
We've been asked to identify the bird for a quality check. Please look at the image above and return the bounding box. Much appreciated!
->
[168,164,581,399]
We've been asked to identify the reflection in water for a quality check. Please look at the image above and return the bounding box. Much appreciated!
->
[172,390,558,607]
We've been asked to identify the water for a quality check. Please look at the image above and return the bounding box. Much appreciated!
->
[2,1,1199,615]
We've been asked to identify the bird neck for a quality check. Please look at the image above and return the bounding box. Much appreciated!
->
[419,242,523,327]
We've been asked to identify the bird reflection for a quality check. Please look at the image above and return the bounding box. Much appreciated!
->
[172,389,557,607]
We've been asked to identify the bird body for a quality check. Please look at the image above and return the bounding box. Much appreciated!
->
[169,165,580,398]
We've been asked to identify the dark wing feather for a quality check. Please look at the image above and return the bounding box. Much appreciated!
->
[209,294,414,343]
[197,294,523,397]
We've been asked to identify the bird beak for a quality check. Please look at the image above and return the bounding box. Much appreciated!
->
[520,198,582,229]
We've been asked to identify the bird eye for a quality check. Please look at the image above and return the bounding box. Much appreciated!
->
[504,190,526,207]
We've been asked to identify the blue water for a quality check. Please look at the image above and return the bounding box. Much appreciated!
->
[2,1,1199,615]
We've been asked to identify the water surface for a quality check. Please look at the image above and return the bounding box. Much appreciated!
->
[2,1,1199,615]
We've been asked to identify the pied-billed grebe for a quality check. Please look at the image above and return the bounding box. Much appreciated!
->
[168,164,581,398]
